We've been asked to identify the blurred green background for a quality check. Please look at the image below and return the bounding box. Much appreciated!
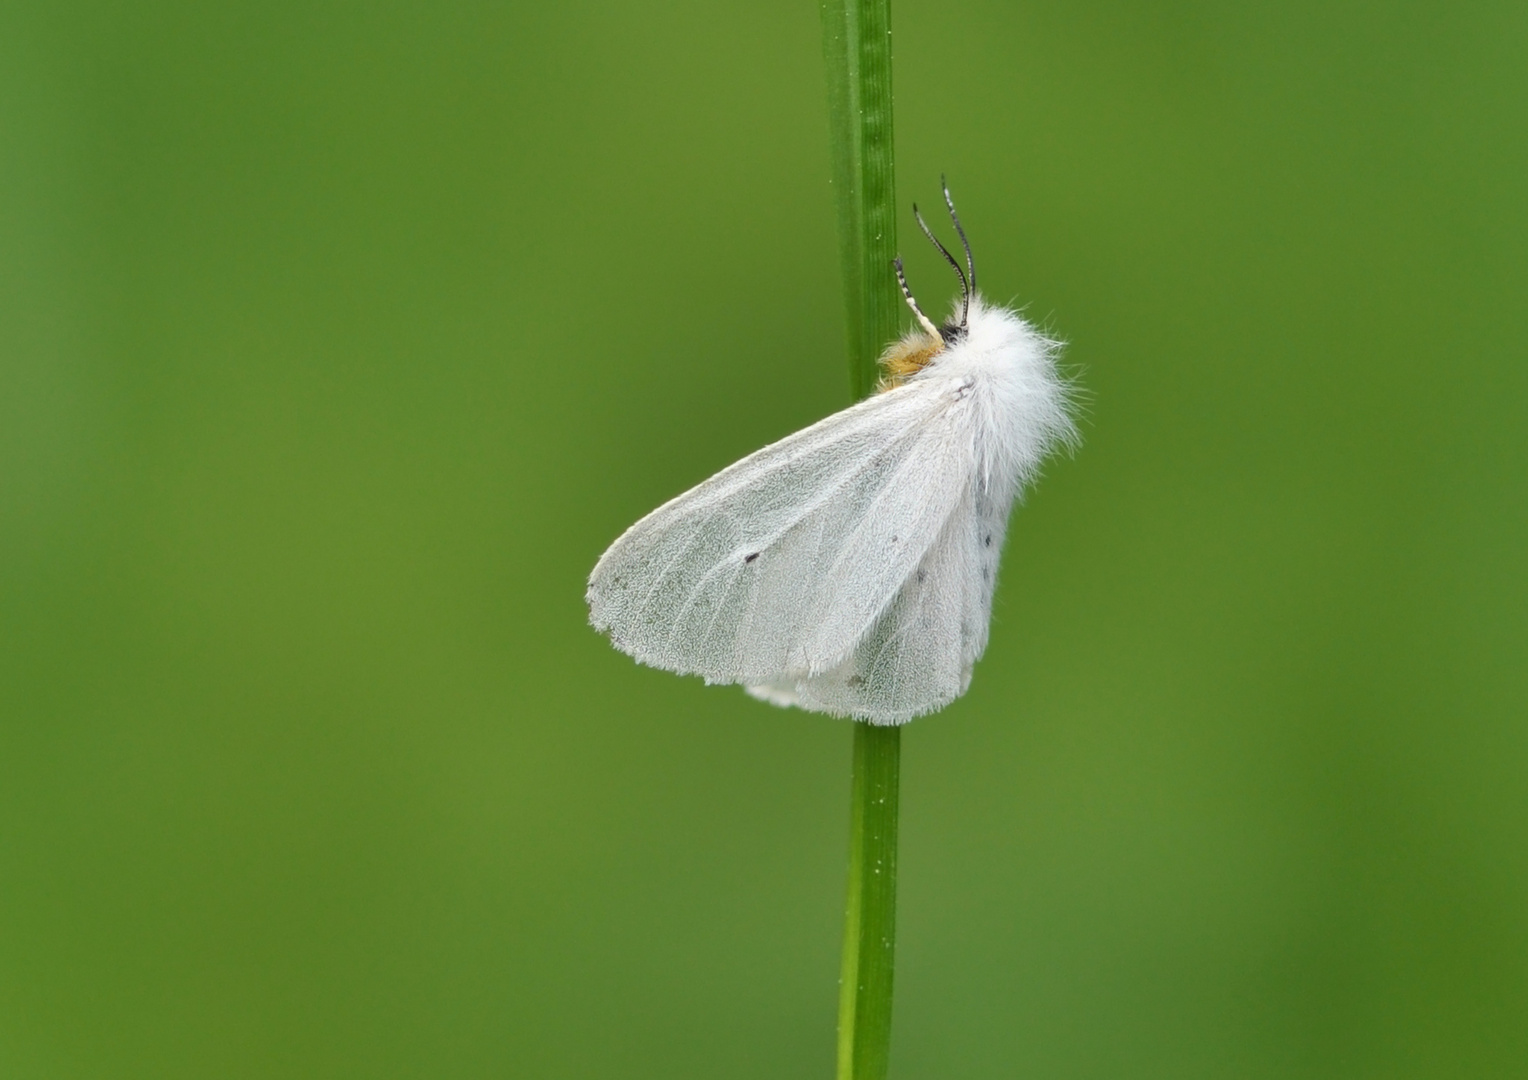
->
[3,1,1525,1076]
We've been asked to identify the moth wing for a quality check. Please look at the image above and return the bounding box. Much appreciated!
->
[752,477,1015,724]
[586,378,974,684]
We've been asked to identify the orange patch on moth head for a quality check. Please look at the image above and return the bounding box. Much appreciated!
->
[877,330,944,390]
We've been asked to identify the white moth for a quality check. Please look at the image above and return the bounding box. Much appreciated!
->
[587,185,1077,725]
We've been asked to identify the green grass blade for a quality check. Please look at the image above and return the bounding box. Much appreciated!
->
[836,722,901,1080]
[822,5,903,1074]
[821,0,902,400]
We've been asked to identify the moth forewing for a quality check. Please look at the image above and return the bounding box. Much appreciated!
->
[585,378,971,688]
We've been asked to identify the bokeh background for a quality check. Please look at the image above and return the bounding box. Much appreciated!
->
[4,1,1525,1076]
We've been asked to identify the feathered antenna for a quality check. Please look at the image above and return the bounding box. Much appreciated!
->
[893,257,941,338]
[941,176,976,296]
[893,179,980,336]
[911,203,969,329]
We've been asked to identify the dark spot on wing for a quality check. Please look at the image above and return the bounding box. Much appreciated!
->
[984,534,992,547]
[916,569,926,583]
[846,674,865,687]
[744,551,760,563]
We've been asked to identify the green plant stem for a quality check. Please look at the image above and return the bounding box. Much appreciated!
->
[822,0,902,401]
[836,723,901,1080]
[822,1,903,1077]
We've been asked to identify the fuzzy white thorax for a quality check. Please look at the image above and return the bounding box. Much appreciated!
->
[900,293,1076,498]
